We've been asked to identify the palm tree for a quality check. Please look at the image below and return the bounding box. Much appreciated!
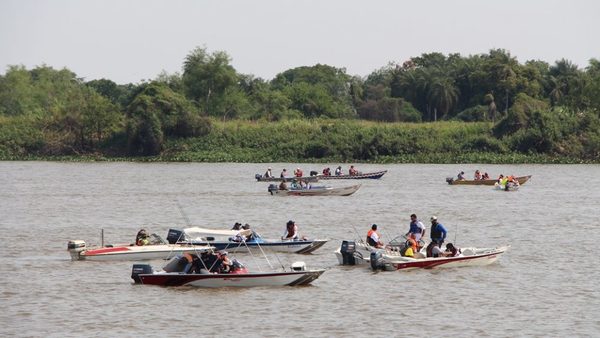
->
[427,78,459,121]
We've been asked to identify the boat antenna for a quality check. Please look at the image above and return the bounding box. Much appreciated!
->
[454,224,458,246]
[176,200,192,226]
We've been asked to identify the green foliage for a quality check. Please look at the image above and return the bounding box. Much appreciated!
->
[182,47,238,115]
[455,105,488,122]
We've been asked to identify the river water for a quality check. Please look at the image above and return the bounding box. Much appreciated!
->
[0,162,599,337]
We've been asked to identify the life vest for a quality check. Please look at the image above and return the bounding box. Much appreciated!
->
[404,247,414,257]
[409,221,422,234]
[366,229,378,246]
[430,224,443,240]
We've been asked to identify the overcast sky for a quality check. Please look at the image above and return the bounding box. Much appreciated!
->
[1,0,598,84]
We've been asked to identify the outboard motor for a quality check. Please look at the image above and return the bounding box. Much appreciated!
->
[370,251,385,271]
[166,229,184,244]
[445,177,454,184]
[267,184,278,195]
[310,170,318,176]
[67,240,86,260]
[131,264,153,283]
[255,174,262,181]
[340,241,357,265]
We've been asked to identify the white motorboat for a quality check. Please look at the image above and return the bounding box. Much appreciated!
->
[67,233,208,261]
[335,239,509,271]
[131,246,325,288]
[267,184,361,196]
[169,227,327,254]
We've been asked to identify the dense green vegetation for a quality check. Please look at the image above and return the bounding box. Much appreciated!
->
[1,47,599,162]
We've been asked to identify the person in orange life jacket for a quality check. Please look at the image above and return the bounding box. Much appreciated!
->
[366,224,384,248]
[403,233,418,257]
[282,220,299,240]
[429,216,447,246]
[406,213,426,242]
[294,168,303,177]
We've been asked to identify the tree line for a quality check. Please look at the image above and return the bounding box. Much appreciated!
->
[0,47,599,161]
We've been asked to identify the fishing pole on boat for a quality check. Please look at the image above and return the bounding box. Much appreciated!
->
[175,199,192,227]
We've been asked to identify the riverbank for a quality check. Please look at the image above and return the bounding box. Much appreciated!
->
[0,119,595,163]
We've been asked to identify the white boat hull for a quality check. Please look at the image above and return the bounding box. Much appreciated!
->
[70,244,206,261]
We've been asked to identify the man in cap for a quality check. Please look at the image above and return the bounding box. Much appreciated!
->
[429,216,447,247]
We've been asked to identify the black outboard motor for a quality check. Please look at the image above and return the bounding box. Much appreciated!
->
[131,264,153,283]
[267,184,278,195]
[446,177,454,184]
[255,174,263,181]
[370,251,384,270]
[310,170,318,176]
[166,229,184,244]
[340,241,357,265]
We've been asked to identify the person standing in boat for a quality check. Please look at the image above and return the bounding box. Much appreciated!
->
[264,167,273,178]
[406,214,426,242]
[366,224,384,248]
[282,220,299,240]
[429,216,447,247]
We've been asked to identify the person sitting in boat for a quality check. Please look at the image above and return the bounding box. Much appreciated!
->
[282,220,299,240]
[280,169,288,178]
[366,224,384,248]
[290,179,300,189]
[406,213,426,243]
[216,251,232,273]
[294,168,303,177]
[231,222,242,230]
[322,167,331,176]
[135,229,150,246]
[349,165,358,176]
[264,167,273,178]
[335,166,342,176]
[279,179,288,190]
[457,171,465,180]
[299,179,310,189]
[242,223,254,241]
[444,243,461,257]
[474,170,481,180]
[402,233,418,257]
[429,216,447,247]
[497,174,504,183]
[482,172,490,180]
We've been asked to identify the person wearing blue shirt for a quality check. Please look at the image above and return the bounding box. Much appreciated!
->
[429,216,447,246]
